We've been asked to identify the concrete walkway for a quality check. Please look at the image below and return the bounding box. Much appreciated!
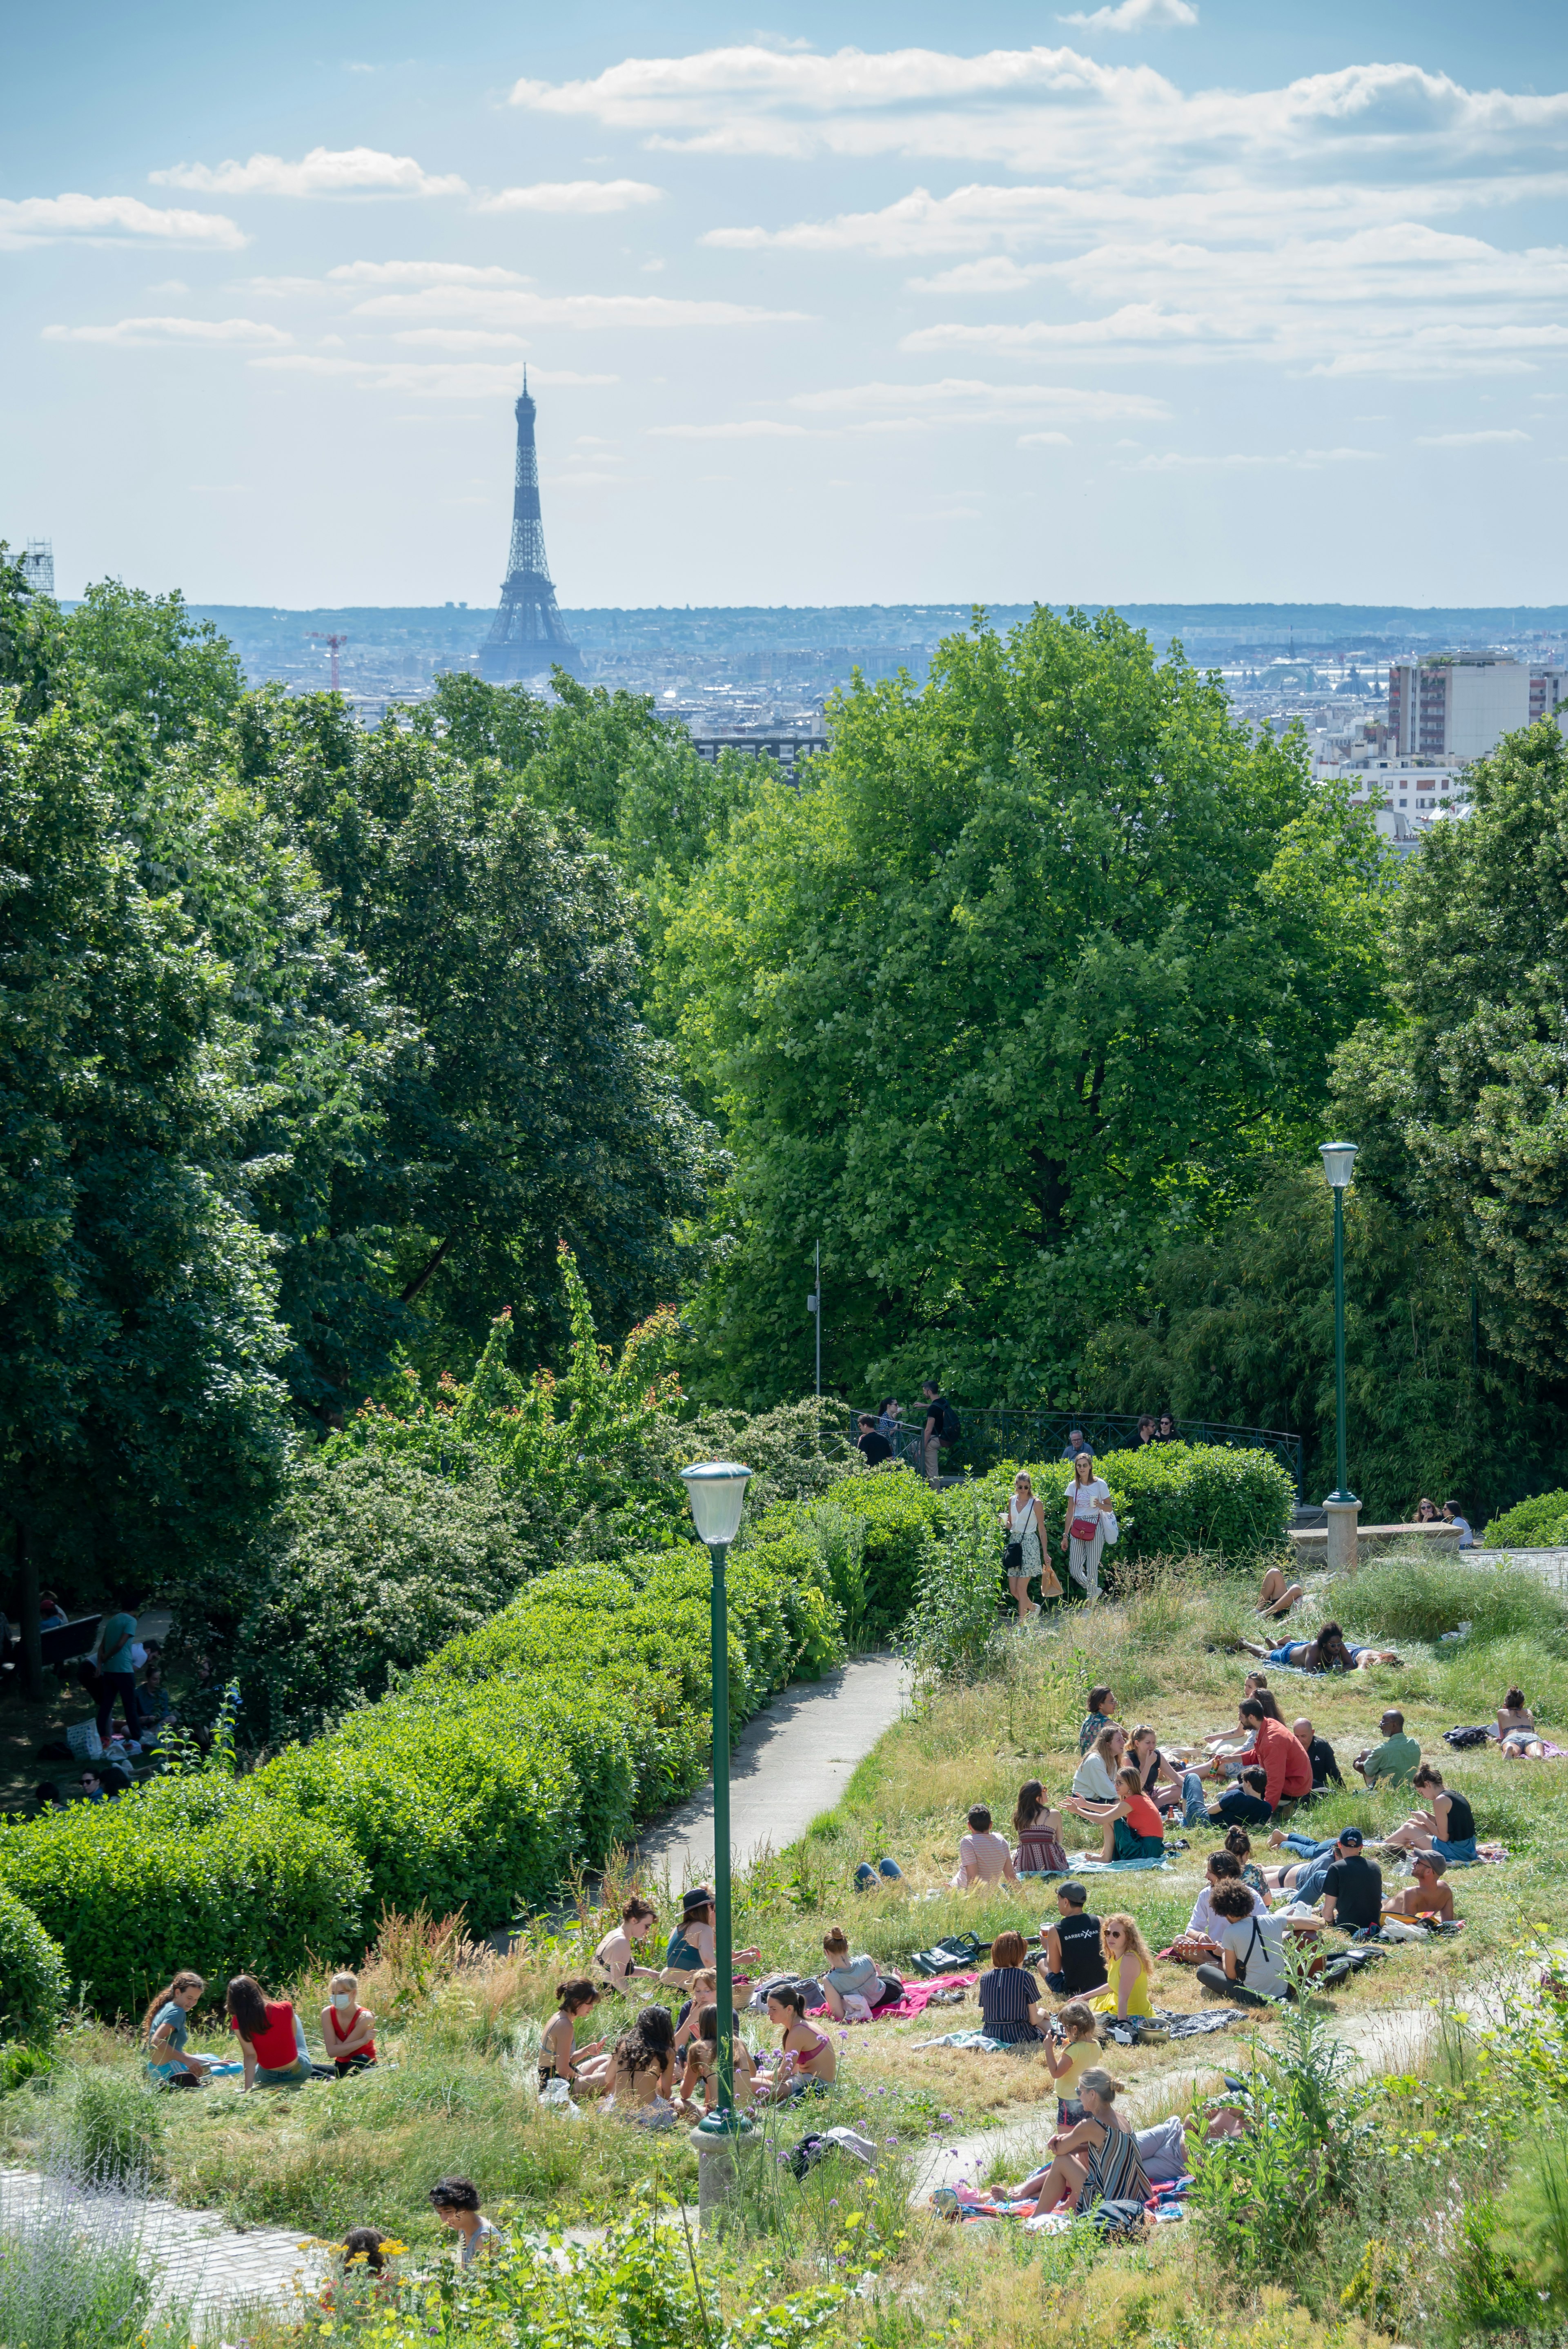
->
[636,1652,910,1890]
[0,2165,323,2322]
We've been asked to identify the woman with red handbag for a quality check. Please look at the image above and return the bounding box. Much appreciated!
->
[1061,1452,1113,1599]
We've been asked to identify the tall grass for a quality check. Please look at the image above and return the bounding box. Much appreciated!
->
[0,2180,195,2349]
[1333,1553,1568,1647]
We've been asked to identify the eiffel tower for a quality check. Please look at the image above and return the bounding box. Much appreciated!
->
[479,374,582,682]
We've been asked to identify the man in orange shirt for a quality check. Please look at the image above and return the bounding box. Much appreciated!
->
[1232,1698,1313,1810]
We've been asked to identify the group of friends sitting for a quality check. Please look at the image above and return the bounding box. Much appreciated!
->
[144,1969,376,2088]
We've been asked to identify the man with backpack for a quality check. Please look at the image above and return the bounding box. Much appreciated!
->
[921,1381,957,1487]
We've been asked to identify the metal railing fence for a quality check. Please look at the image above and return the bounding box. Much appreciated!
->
[845,1404,1303,1500]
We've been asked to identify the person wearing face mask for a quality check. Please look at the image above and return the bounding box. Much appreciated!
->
[321,1971,377,2075]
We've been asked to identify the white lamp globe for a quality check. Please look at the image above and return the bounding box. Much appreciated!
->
[1319,1142,1359,1190]
[680,1462,753,1547]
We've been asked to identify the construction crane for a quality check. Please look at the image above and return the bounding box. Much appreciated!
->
[306,632,349,691]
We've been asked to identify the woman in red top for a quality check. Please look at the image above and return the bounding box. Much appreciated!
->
[321,1970,377,2075]
[1071,1766,1168,1862]
[227,1973,312,2089]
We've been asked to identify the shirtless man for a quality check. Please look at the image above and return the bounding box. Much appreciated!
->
[1383,1851,1457,1925]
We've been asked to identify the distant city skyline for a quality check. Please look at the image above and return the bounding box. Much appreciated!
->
[7,1,1566,608]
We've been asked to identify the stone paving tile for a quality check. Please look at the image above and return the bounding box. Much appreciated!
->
[0,2165,325,2318]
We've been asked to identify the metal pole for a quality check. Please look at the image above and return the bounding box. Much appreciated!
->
[709,1536,734,2113]
[815,1240,821,1399]
[1331,1186,1351,1502]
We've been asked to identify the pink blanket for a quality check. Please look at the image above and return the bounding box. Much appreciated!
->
[811,1972,980,2024]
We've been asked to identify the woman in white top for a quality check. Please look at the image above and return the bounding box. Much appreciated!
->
[998,1471,1060,1621]
[1185,1853,1269,1944]
[1067,1725,1125,1810]
[1061,1453,1113,1600]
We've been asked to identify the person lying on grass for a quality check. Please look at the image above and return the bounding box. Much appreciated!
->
[1256,1564,1305,1620]
[1259,1825,1374,1911]
[1240,1619,1403,1674]
[537,1978,604,2096]
[1040,2000,1100,2118]
[1087,1913,1154,2021]
[1381,1763,1479,1863]
[953,1802,1021,1889]
[1016,2068,1149,2218]
[1207,1765,1274,1829]
[1384,1851,1457,1925]
[1069,1765,1168,1862]
[676,2003,757,2119]
[754,1984,837,2099]
[594,1897,662,1995]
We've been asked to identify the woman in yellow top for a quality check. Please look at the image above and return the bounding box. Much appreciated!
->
[1087,1914,1154,2021]
[1041,2000,1100,2119]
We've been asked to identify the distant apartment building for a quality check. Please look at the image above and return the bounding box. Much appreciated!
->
[1388,654,1566,761]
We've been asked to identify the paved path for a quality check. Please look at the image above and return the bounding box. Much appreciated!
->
[636,1653,910,1890]
[0,2165,323,2321]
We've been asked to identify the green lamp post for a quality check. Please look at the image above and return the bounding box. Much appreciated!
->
[679,1459,753,2129]
[1319,1143,1360,1562]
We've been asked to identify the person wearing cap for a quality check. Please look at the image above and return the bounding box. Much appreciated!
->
[1261,1826,1370,1913]
[659,1888,760,1985]
[1383,1852,1456,1926]
[1318,1830,1382,1930]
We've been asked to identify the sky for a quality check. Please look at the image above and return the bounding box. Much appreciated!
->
[6,1,1567,609]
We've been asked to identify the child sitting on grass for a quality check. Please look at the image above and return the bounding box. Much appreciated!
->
[675,2003,757,2119]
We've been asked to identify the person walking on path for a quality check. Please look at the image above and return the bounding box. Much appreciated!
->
[1061,1452,1113,1599]
[90,1598,142,1745]
[920,1382,953,1487]
[1000,1470,1059,1619]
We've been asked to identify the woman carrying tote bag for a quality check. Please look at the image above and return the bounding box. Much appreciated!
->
[999,1470,1062,1620]
[1061,1452,1115,1601]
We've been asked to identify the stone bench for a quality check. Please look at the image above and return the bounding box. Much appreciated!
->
[1287,1521,1461,1562]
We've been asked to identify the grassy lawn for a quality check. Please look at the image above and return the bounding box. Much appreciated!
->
[2,1547,1564,2343]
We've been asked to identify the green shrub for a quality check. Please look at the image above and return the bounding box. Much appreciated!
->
[824,1470,941,1634]
[1484,1488,1568,1548]
[1336,1555,1568,1649]
[521,1564,637,1610]
[48,2065,165,2189]
[236,1446,538,1741]
[0,1777,369,2019]
[0,1885,68,2043]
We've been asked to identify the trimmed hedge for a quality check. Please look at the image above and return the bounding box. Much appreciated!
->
[770,1470,940,1638]
[1483,1489,1568,1549]
[970,1443,1293,1573]
[0,1777,368,2021]
[0,1884,69,2042]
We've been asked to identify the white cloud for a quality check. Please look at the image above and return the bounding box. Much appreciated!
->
[390,328,529,351]
[789,375,1165,424]
[905,302,1214,352]
[1018,430,1073,445]
[348,287,808,330]
[250,355,616,397]
[42,315,292,347]
[1060,0,1198,30]
[328,260,528,287]
[1127,446,1380,470]
[0,192,243,250]
[151,147,466,198]
[646,419,810,437]
[1414,427,1532,445]
[472,179,664,214]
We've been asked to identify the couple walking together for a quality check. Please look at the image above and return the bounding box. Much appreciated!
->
[1002,1455,1116,1618]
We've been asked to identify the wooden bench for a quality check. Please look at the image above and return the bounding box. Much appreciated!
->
[0,1613,103,1689]
[1287,1522,1462,1562]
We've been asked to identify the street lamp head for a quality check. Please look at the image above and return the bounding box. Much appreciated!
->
[1319,1141,1359,1191]
[679,1462,753,1548]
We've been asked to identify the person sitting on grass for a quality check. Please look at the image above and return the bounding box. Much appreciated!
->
[537,1978,604,2097]
[1382,1764,1479,1864]
[676,2002,757,2119]
[227,1972,312,2090]
[1208,1765,1274,1829]
[1317,1830,1383,1930]
[978,1930,1048,2046]
[1229,1697,1315,1810]
[1185,1850,1268,1946]
[594,1895,661,1994]
[953,1803,1020,1889]
[1071,1766,1168,1863]
[145,1972,221,2086]
[1068,1725,1127,1807]
[1194,1881,1322,2008]
[1128,1724,1208,1828]
[605,2004,677,2111]
[1256,1564,1306,1620]
[671,1969,721,2052]
[1225,1824,1269,1897]
[1078,1685,1118,1754]
[660,1887,762,1984]
[321,1972,377,2077]
[1087,1914,1154,2021]
[1041,1882,1108,1998]
[33,1783,64,1821]
[820,1928,895,2020]
[1013,1780,1069,1874]
[1355,1709,1421,1789]
[1294,1716,1343,1793]
[1016,2068,1149,2218]
[1384,1852,1457,1925]
[756,1984,836,2099]
[1040,2000,1100,2119]
[429,2177,499,2268]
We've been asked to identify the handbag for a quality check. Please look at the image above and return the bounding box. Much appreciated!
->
[1069,1516,1099,1543]
[1003,1539,1025,1574]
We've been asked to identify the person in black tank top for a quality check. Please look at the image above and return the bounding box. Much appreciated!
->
[1384,1764,1479,1859]
[1042,1885,1107,1997]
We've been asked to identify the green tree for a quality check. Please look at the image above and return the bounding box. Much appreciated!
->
[0,542,69,722]
[660,606,1389,1406]
[0,695,289,1640]
[1336,717,1568,1399]
[67,578,244,747]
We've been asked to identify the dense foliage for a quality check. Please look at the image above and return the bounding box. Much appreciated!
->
[0,1884,69,2042]
[1485,1488,1568,1548]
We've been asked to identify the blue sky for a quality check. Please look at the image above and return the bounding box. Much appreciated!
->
[7,2,1566,608]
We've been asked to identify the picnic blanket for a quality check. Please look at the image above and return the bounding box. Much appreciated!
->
[1105,2007,1250,2045]
[813,1972,980,2024]
[1024,1856,1173,1877]
[942,2176,1192,2229]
